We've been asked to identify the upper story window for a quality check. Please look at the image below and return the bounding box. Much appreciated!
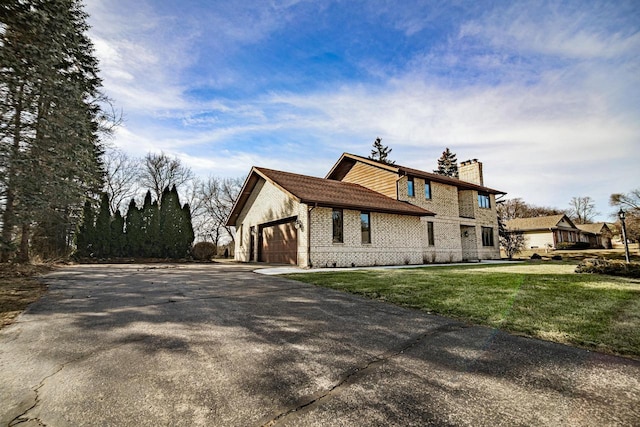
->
[332,208,343,243]
[407,177,415,197]
[424,180,431,200]
[361,212,371,244]
[478,193,491,209]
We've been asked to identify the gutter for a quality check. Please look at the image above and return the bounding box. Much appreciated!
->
[307,204,316,268]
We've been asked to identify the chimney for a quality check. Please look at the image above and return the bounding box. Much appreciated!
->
[459,159,484,186]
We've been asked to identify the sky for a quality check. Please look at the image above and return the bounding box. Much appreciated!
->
[84,0,640,221]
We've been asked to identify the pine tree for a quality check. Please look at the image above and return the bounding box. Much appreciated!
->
[76,200,96,257]
[0,0,107,261]
[124,199,143,257]
[368,137,395,165]
[434,148,459,178]
[94,193,111,257]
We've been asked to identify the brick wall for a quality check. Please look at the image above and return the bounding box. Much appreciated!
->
[309,207,424,267]
[234,179,307,264]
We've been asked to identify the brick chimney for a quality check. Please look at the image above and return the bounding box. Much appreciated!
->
[459,159,484,186]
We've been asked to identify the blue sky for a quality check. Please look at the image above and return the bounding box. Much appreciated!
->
[85,0,640,221]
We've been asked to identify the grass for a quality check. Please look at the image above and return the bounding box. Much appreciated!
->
[0,263,51,329]
[285,262,640,359]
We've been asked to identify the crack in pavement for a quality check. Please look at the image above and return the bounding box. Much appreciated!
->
[4,284,304,426]
[5,334,151,427]
[260,322,467,427]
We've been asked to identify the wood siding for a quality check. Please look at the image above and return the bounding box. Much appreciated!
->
[341,162,398,198]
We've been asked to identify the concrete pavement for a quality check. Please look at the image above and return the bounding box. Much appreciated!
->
[1,263,639,426]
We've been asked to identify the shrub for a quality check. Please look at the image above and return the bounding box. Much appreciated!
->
[575,258,640,278]
[531,253,542,260]
[552,255,563,261]
[191,242,216,261]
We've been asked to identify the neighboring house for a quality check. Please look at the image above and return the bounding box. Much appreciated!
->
[576,223,613,249]
[504,215,609,249]
[227,153,505,267]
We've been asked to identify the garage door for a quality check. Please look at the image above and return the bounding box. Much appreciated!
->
[260,221,298,264]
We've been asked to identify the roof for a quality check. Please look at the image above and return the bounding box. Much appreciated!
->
[326,153,506,195]
[576,223,611,234]
[226,167,434,226]
[504,214,578,231]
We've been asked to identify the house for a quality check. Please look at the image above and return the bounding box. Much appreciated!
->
[226,153,505,267]
[504,215,613,249]
[576,223,613,249]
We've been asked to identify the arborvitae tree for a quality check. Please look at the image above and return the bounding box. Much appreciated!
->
[0,0,108,262]
[124,199,143,257]
[368,137,395,165]
[140,191,154,257]
[94,193,111,257]
[147,200,161,257]
[160,185,186,258]
[181,203,195,258]
[110,211,125,257]
[76,200,96,257]
[434,148,459,178]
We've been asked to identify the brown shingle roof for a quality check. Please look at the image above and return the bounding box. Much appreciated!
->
[576,223,610,234]
[226,167,434,226]
[326,153,506,195]
[256,167,434,216]
[505,214,576,231]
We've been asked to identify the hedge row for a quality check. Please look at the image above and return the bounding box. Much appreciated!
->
[575,258,640,278]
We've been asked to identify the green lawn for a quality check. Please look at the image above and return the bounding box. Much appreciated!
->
[284,263,640,359]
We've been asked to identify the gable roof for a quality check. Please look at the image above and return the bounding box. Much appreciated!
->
[326,152,506,195]
[576,223,611,234]
[504,214,578,231]
[226,167,434,226]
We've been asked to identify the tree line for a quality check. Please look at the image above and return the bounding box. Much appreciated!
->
[0,1,243,262]
[77,187,194,259]
[103,148,243,251]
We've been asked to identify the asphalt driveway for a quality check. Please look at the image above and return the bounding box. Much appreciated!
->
[1,263,639,426]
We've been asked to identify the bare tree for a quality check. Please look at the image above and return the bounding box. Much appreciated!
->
[498,217,526,259]
[103,147,140,214]
[610,188,640,243]
[140,152,194,202]
[497,197,566,220]
[199,176,243,247]
[182,177,209,241]
[568,196,598,224]
[610,188,640,211]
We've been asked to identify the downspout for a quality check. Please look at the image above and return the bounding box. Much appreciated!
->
[307,204,316,268]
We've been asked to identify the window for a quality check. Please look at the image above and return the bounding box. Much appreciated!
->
[239,225,243,247]
[361,212,371,244]
[332,209,343,243]
[478,193,491,209]
[482,227,494,246]
[427,221,435,246]
[424,180,431,200]
[407,177,414,197]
